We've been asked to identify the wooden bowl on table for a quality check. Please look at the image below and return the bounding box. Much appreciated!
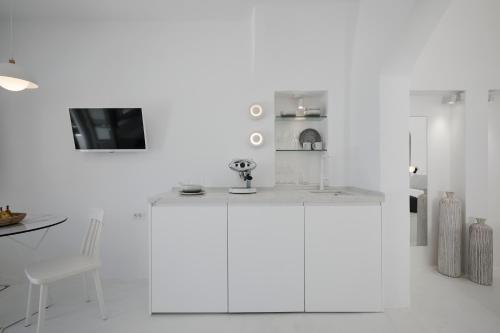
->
[0,213,27,227]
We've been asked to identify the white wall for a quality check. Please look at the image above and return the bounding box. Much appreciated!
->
[0,0,459,309]
[412,0,500,216]
[379,75,411,308]
[488,92,500,269]
[412,0,500,90]
[0,3,357,282]
[349,1,417,308]
[371,0,451,308]
[412,0,500,269]
[449,100,466,212]
[348,0,416,190]
[409,93,465,268]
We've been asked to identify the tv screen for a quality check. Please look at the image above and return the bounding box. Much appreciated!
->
[69,108,146,151]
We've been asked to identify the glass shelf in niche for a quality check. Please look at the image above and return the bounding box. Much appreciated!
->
[275,116,327,121]
[276,149,328,152]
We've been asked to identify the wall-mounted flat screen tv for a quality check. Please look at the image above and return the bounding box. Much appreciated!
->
[69,108,146,151]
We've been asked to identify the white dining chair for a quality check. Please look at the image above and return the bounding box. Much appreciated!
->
[24,208,107,333]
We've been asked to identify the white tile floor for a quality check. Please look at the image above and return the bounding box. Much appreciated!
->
[4,267,500,333]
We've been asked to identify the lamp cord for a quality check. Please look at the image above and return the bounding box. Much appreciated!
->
[9,0,13,59]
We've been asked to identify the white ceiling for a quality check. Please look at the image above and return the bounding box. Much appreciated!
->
[0,0,356,21]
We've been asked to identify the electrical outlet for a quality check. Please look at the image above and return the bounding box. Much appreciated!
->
[133,212,145,220]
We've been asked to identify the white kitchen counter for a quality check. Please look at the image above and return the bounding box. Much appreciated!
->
[149,186,384,206]
[149,185,384,314]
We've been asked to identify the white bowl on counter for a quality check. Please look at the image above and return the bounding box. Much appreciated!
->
[179,184,204,193]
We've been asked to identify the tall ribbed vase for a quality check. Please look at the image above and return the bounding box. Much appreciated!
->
[438,192,463,277]
[469,218,493,286]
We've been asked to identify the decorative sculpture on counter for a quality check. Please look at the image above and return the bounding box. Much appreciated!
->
[228,159,257,194]
[468,218,493,286]
[438,191,463,277]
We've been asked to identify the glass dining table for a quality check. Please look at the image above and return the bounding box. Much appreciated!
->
[0,214,67,333]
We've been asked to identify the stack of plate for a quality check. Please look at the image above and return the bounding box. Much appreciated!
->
[179,184,205,196]
[299,128,322,145]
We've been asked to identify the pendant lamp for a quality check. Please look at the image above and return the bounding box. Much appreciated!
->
[0,2,38,92]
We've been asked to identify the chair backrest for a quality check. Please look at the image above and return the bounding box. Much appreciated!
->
[80,208,104,258]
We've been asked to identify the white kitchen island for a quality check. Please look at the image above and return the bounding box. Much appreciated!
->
[148,187,384,314]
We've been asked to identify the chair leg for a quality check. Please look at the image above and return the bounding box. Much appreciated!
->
[36,284,48,333]
[92,270,107,320]
[83,273,91,302]
[24,283,34,327]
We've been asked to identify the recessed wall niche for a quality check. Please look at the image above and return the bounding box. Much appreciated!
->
[274,91,328,185]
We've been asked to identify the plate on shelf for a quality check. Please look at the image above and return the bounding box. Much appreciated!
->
[304,108,322,117]
[279,111,298,117]
[299,128,322,145]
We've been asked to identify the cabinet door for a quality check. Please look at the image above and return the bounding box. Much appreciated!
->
[151,204,227,313]
[228,204,304,312]
[305,204,382,312]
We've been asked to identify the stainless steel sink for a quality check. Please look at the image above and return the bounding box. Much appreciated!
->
[309,190,351,196]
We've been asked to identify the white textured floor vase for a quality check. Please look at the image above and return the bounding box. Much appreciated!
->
[438,192,463,277]
[468,218,493,286]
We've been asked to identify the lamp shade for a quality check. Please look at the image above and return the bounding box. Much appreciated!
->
[0,59,38,91]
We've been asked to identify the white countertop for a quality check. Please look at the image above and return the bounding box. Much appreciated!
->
[149,186,384,206]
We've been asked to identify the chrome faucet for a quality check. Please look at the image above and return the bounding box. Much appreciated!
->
[320,154,329,190]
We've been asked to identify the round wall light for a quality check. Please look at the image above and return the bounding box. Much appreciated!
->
[249,104,264,119]
[409,165,419,174]
[249,132,264,147]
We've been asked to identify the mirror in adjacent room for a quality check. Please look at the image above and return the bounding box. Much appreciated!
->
[409,116,428,246]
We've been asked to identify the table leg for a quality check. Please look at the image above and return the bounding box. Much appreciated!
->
[0,304,54,332]
[1,227,54,331]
